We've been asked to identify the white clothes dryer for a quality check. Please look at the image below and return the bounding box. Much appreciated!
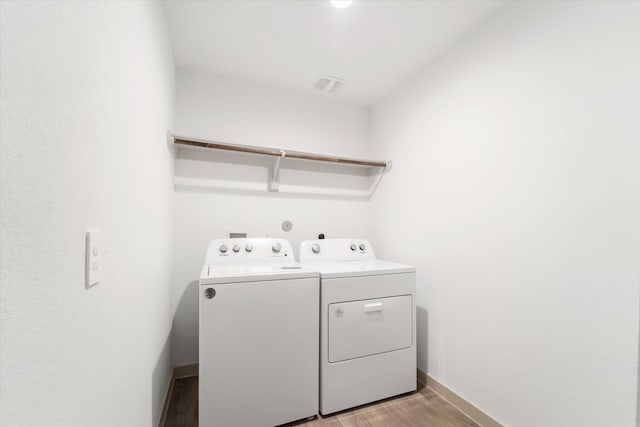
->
[199,238,319,427]
[300,238,416,415]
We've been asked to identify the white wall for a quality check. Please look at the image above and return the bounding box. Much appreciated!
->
[371,1,640,426]
[0,2,175,426]
[171,69,372,366]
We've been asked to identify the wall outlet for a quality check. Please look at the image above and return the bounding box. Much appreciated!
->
[85,230,103,288]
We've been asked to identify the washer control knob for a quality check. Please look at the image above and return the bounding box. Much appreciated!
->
[219,244,228,253]
[350,244,357,251]
[272,242,282,253]
[312,244,321,254]
[232,244,241,253]
[359,243,366,251]
[245,244,253,252]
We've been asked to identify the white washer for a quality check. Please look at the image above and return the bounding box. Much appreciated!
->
[300,238,416,415]
[199,238,319,427]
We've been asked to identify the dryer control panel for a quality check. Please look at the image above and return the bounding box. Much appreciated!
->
[299,239,376,262]
[205,238,294,265]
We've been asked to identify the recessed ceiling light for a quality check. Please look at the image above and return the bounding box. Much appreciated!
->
[330,1,353,9]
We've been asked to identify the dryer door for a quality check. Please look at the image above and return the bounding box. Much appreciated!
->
[328,295,412,363]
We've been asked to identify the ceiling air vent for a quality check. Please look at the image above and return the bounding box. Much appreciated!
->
[314,76,346,93]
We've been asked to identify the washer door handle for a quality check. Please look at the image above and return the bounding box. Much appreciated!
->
[364,302,383,312]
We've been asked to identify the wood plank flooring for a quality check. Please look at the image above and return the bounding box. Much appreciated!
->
[165,375,198,427]
[164,376,479,427]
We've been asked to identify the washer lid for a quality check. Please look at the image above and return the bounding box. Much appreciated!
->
[200,263,318,285]
[301,260,415,279]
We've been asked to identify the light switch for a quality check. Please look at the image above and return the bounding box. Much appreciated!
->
[86,230,103,288]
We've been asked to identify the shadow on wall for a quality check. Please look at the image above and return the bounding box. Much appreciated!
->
[172,280,200,366]
[173,148,379,201]
[417,305,429,375]
[152,331,172,427]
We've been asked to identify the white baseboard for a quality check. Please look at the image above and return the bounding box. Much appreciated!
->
[418,369,503,427]
[174,363,199,379]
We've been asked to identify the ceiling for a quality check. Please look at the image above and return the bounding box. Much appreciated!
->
[163,0,508,107]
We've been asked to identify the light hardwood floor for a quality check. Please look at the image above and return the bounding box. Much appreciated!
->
[164,376,479,427]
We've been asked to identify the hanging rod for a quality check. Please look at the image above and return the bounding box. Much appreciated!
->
[172,136,390,169]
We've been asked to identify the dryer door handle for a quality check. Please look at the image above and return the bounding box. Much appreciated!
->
[363,302,383,312]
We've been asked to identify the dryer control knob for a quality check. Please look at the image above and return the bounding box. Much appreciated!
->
[312,244,321,254]
[359,243,366,251]
[350,244,357,251]
[219,244,228,253]
[232,244,241,253]
[245,244,253,252]
[272,242,282,253]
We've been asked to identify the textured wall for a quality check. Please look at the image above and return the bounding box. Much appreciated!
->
[0,2,175,426]
[370,1,640,426]
[171,69,372,366]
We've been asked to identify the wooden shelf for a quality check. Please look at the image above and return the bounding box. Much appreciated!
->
[173,137,390,168]
[171,135,392,198]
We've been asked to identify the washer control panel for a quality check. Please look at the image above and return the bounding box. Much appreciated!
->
[299,239,376,262]
[206,238,294,265]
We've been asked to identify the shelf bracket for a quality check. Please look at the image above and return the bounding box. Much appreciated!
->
[367,160,392,197]
[269,150,286,191]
